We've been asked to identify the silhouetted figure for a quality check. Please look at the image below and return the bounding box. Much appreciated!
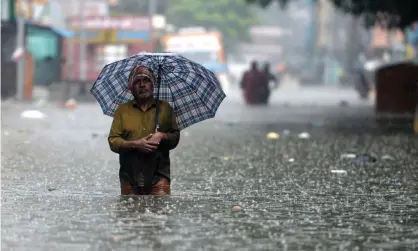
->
[240,61,268,105]
[261,62,279,104]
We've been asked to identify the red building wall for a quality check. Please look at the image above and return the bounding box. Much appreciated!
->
[62,39,155,82]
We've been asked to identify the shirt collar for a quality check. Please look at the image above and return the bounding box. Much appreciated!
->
[131,98,157,108]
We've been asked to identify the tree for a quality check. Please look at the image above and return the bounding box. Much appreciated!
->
[245,0,418,28]
[109,0,169,16]
[165,0,261,52]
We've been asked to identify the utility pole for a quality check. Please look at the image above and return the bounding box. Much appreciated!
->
[15,1,26,101]
[149,0,156,50]
[79,0,87,94]
[66,1,74,81]
[148,0,156,15]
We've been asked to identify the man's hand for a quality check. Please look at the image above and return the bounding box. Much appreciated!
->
[148,132,167,144]
[132,135,159,153]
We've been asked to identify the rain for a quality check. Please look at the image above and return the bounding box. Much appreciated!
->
[2,0,418,250]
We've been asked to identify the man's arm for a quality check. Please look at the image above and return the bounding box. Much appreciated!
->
[108,106,126,153]
[159,105,180,151]
[108,106,138,153]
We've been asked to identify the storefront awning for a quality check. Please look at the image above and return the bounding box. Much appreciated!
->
[23,18,74,38]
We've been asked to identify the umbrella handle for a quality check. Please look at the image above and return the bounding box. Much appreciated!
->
[154,64,162,132]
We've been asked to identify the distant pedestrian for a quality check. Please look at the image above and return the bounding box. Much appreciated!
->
[240,61,268,104]
[261,62,279,104]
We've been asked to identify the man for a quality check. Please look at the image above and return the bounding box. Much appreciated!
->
[261,62,279,104]
[240,61,268,104]
[108,66,180,195]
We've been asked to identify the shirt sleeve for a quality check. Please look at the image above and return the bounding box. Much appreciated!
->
[160,104,180,151]
[108,106,125,153]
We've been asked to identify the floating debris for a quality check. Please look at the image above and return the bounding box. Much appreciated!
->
[20,110,46,119]
[331,170,347,174]
[232,206,242,211]
[64,98,77,110]
[356,154,377,163]
[340,153,357,159]
[47,187,56,192]
[288,158,295,163]
[266,132,280,140]
[340,153,377,164]
[298,132,310,139]
[381,155,395,161]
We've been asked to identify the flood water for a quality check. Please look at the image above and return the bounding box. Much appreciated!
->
[2,89,418,250]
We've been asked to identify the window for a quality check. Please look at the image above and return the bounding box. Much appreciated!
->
[95,44,127,71]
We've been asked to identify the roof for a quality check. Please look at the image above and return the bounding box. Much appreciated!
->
[23,18,73,38]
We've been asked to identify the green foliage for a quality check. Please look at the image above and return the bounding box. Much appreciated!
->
[245,0,292,8]
[166,0,261,52]
[331,0,418,28]
[246,0,418,28]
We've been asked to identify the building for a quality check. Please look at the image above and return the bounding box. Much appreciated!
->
[64,16,155,82]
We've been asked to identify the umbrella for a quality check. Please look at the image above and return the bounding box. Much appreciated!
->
[90,52,226,130]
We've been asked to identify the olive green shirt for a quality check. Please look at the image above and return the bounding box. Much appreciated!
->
[108,99,180,181]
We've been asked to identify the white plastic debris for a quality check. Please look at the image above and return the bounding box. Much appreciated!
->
[331,170,347,174]
[340,153,356,159]
[266,132,280,140]
[381,155,394,161]
[298,132,310,139]
[288,158,295,163]
[20,110,46,119]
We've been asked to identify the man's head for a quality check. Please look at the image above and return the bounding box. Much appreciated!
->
[128,66,155,100]
[263,62,270,72]
[250,60,258,71]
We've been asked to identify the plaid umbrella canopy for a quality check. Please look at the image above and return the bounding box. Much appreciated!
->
[90,52,226,130]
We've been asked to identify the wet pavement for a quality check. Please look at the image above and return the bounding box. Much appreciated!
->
[2,86,418,250]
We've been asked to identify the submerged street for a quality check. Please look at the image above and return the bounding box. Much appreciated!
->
[1,86,418,250]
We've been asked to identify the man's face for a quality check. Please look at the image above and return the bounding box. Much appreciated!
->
[132,77,154,100]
